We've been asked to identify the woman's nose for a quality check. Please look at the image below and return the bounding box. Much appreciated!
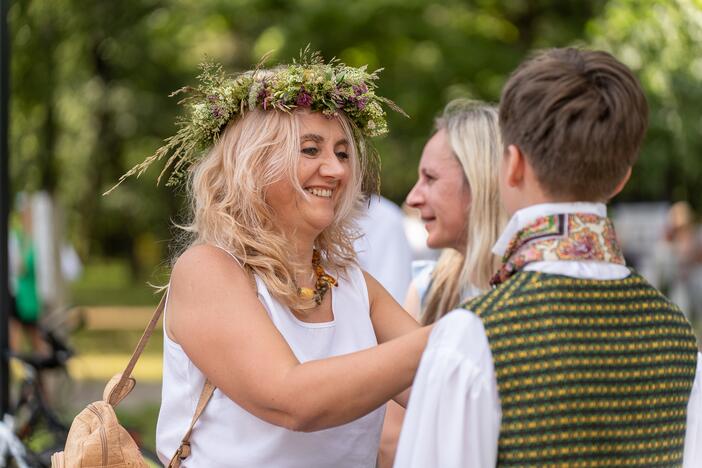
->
[406,182,424,208]
[320,151,346,178]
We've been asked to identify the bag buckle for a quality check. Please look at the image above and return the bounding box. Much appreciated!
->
[178,441,191,460]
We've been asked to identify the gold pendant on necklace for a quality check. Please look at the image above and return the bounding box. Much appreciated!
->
[298,249,337,305]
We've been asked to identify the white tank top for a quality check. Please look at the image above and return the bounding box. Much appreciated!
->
[156,258,384,467]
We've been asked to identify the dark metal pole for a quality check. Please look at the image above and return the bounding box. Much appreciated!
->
[0,0,10,415]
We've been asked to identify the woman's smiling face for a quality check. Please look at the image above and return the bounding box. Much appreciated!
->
[406,129,471,251]
[266,111,352,238]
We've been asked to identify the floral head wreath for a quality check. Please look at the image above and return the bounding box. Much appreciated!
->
[105,47,406,194]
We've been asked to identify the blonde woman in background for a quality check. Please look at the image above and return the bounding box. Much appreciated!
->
[378,99,506,467]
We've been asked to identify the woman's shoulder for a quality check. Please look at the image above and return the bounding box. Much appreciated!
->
[176,244,240,265]
[171,244,246,287]
[167,245,259,331]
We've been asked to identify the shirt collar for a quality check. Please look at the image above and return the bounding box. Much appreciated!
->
[492,202,608,257]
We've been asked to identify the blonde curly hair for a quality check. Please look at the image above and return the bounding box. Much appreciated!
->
[176,108,372,310]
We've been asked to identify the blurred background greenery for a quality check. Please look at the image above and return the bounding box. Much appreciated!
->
[7,0,702,455]
[9,0,702,296]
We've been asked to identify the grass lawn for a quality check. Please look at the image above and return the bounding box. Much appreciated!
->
[70,259,167,306]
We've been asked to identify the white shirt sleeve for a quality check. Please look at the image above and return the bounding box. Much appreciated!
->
[394,310,501,468]
[684,353,702,467]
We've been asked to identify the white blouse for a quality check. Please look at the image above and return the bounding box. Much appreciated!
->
[395,203,702,468]
[156,262,385,467]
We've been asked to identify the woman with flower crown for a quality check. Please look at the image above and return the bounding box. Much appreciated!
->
[110,51,430,467]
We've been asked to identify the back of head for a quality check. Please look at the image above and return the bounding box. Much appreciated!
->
[499,48,648,201]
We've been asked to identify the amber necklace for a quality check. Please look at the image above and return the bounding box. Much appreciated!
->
[298,249,337,305]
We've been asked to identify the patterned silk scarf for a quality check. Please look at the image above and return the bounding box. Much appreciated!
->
[490,213,626,286]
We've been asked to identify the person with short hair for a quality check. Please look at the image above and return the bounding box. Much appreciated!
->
[395,48,701,467]
[112,53,431,467]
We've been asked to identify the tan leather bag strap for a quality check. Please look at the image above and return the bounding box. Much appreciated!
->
[107,292,168,406]
[162,257,254,465]
[167,380,216,468]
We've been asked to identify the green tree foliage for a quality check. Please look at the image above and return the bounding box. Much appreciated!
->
[10,0,195,271]
[29,0,702,268]
[247,0,603,201]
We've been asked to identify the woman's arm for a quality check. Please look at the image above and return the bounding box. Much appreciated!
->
[364,271,421,344]
[364,272,425,406]
[378,401,406,468]
[168,245,430,433]
[403,282,422,321]
[363,272,424,410]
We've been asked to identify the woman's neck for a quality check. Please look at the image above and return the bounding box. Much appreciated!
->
[289,236,316,287]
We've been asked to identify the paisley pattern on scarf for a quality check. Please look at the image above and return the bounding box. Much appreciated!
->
[490,213,625,286]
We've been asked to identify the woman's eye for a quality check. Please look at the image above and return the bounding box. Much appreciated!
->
[302,147,319,156]
[336,151,349,160]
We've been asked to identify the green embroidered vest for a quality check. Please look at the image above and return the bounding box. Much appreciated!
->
[464,271,698,467]
[467,213,698,466]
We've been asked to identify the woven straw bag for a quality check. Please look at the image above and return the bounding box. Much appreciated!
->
[51,295,215,468]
